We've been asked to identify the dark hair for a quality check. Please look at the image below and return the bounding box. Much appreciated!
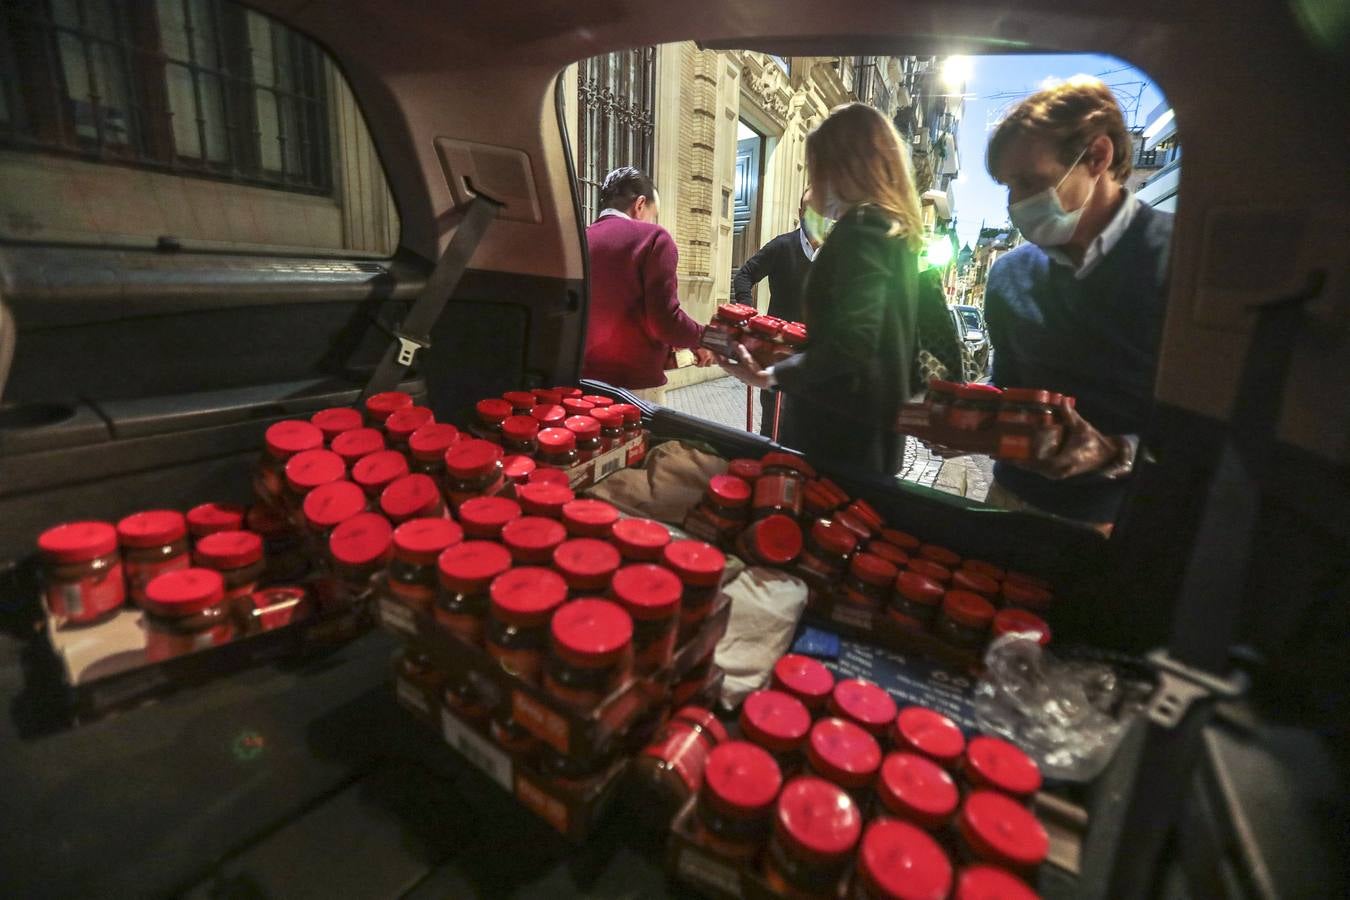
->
[598,166,656,212]
[986,77,1133,183]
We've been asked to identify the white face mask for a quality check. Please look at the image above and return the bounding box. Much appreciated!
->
[1007,146,1097,248]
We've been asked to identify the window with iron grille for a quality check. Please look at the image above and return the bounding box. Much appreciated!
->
[0,0,330,194]
[576,47,656,223]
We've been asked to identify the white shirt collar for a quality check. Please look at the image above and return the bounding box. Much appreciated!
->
[798,227,817,261]
[597,208,630,221]
[1045,190,1139,279]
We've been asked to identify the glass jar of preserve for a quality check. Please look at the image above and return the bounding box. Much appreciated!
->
[327,512,394,607]
[761,450,816,480]
[611,403,642,443]
[853,818,953,900]
[443,439,506,509]
[993,608,1052,646]
[874,752,959,832]
[833,510,875,545]
[247,503,309,584]
[778,322,807,361]
[829,679,898,739]
[474,398,513,438]
[962,736,1043,802]
[544,598,633,711]
[611,564,681,674]
[962,559,1007,583]
[530,403,567,430]
[772,654,835,713]
[892,706,966,770]
[385,405,434,452]
[803,481,841,521]
[555,386,583,400]
[186,502,246,540]
[561,498,620,539]
[924,380,962,426]
[364,390,413,425]
[591,407,625,451]
[764,777,862,897]
[310,406,364,442]
[257,420,324,504]
[435,540,512,645]
[502,454,536,487]
[501,516,567,565]
[743,315,784,367]
[248,585,312,633]
[695,741,783,862]
[727,458,763,481]
[486,566,569,684]
[879,527,920,554]
[117,510,191,608]
[1001,580,1054,613]
[563,415,603,462]
[527,466,570,487]
[516,481,575,519]
[693,474,752,537]
[955,791,1048,879]
[398,648,447,714]
[908,558,953,586]
[532,387,565,405]
[490,714,538,755]
[459,495,522,540]
[193,529,266,604]
[662,540,727,642]
[611,517,671,562]
[562,397,595,418]
[752,467,804,520]
[408,423,461,477]
[936,591,995,651]
[867,540,909,571]
[537,746,614,793]
[503,390,537,416]
[919,543,962,569]
[735,514,804,570]
[302,480,367,546]
[552,538,621,597]
[997,388,1061,428]
[352,450,410,498]
[673,646,718,707]
[951,568,1000,602]
[284,448,347,518]
[805,717,882,805]
[388,517,463,613]
[740,689,812,775]
[946,384,1002,431]
[536,427,579,469]
[953,866,1039,900]
[330,427,386,468]
[846,498,884,535]
[581,394,615,409]
[501,415,541,455]
[796,519,856,590]
[634,706,729,822]
[38,521,125,627]
[142,568,235,662]
[841,552,898,611]
[889,572,945,630]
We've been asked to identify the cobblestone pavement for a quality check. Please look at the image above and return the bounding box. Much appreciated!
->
[663,376,994,502]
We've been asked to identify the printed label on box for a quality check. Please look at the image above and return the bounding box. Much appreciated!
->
[515,772,570,834]
[395,677,431,717]
[441,708,513,791]
[831,602,875,631]
[377,597,416,635]
[592,444,628,482]
[675,846,743,898]
[512,689,572,753]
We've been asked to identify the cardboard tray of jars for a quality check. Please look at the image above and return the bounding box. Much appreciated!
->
[463,421,649,493]
[895,402,1064,462]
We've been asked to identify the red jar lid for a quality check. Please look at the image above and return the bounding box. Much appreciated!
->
[562,398,596,416]
[849,497,883,529]
[537,427,576,454]
[562,499,620,536]
[489,565,568,626]
[880,528,921,551]
[662,540,727,588]
[516,481,575,518]
[965,736,1043,798]
[612,564,682,619]
[117,510,188,548]
[740,689,811,754]
[831,679,898,734]
[807,717,882,789]
[926,379,963,396]
[919,544,962,567]
[817,477,850,506]
[502,390,537,411]
[895,572,946,606]
[380,473,444,522]
[744,514,804,565]
[850,552,898,588]
[303,480,366,530]
[409,423,461,462]
[393,517,463,565]
[834,511,874,543]
[501,516,567,563]
[760,451,815,478]
[707,474,751,508]
[143,567,226,617]
[194,530,264,569]
[772,654,835,709]
[943,591,996,629]
[531,404,567,426]
[747,315,782,337]
[590,407,623,429]
[716,302,756,324]
[958,791,1048,869]
[555,386,583,400]
[331,427,385,463]
[459,496,522,537]
[993,609,1052,646]
[502,454,537,482]
[804,483,841,514]
[310,406,364,439]
[581,394,615,408]
[962,559,1007,582]
[502,415,540,443]
[870,541,910,568]
[386,406,434,440]
[610,403,641,426]
[956,383,1003,399]
[528,467,571,486]
[671,705,729,744]
[39,521,118,562]
[186,502,246,537]
[553,538,621,591]
[365,391,413,421]
[328,513,394,567]
[285,448,346,493]
[437,540,512,594]
[954,865,1039,900]
[1001,387,1055,405]
[610,518,671,561]
[876,752,960,830]
[444,439,503,481]
[893,707,966,766]
[775,777,863,863]
[1002,580,1053,611]
[265,419,324,458]
[811,519,858,556]
[702,741,783,819]
[532,388,564,405]
[475,398,513,425]
[909,559,953,584]
[858,818,953,900]
[550,598,633,668]
[563,415,601,439]
[952,569,1000,597]
[780,322,807,346]
[727,458,763,481]
[352,450,410,493]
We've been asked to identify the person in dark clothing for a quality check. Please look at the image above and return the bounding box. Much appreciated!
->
[731,189,819,436]
[718,103,922,475]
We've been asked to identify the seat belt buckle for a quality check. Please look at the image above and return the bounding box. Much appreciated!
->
[394,333,428,366]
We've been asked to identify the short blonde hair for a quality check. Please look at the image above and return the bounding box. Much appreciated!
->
[987,77,1134,183]
[806,103,924,252]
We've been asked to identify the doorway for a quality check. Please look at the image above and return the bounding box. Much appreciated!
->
[731,120,765,300]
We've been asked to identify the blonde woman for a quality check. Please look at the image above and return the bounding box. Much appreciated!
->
[721,103,923,473]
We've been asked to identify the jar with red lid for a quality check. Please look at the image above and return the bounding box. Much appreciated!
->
[796,519,857,592]
[777,322,807,362]
[444,439,506,508]
[562,397,595,417]
[611,517,671,562]
[803,482,842,521]
[536,746,615,791]
[687,474,751,543]
[459,495,522,540]
[663,540,727,642]
[764,777,863,897]
[846,499,884,535]
[527,466,571,486]
[673,646,719,707]
[874,752,959,831]
[952,568,1000,601]
[946,385,1002,431]
[740,689,812,774]
[830,679,898,738]
[284,448,347,519]
[486,566,569,683]
[852,818,953,900]
[908,558,953,585]
[924,380,961,426]
[118,510,191,607]
[743,315,784,366]
[532,387,564,405]
[752,466,804,520]
[581,393,614,408]
[248,585,312,633]
[536,427,579,468]
[502,454,536,486]
[868,540,909,570]
[889,572,945,630]
[37,521,125,627]
[352,450,410,498]
[331,427,386,468]
[772,654,835,712]
[880,528,920,553]
[919,544,962,569]
[735,514,804,570]
[503,391,537,416]
[490,714,539,756]
[143,568,235,661]
[327,512,394,606]
[408,423,461,477]
[302,480,367,543]
[246,503,308,583]
[955,791,1048,878]
[562,498,620,539]
[634,706,728,821]
[388,517,463,612]
[186,502,246,539]
[398,648,447,713]
[727,458,763,481]
[761,451,816,479]
[937,591,996,651]
[612,564,682,674]
[553,537,621,597]
[516,481,575,519]
[703,303,754,356]
[193,530,265,604]
[953,865,1039,900]
[501,415,540,455]
[1001,580,1053,613]
[555,386,583,400]
[543,598,634,710]
[833,510,875,545]
[997,388,1061,428]
[385,406,434,452]
[805,717,882,804]
[892,707,966,769]
[364,390,413,425]
[612,402,643,443]
[435,540,512,645]
[993,608,1052,646]
[962,736,1043,802]
[531,403,567,430]
[591,407,624,451]
[257,420,324,503]
[841,551,897,611]
[474,398,513,438]
[501,516,567,565]
[695,741,783,862]
[962,559,1007,583]
[311,406,364,442]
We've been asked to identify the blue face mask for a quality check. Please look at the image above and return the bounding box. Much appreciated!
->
[1007,146,1097,248]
